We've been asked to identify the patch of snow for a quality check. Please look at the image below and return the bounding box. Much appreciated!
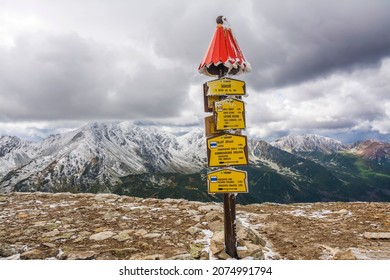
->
[257,157,299,178]
[48,202,74,208]
[263,247,280,260]
[319,245,339,260]
[237,246,248,251]
[237,214,252,228]
[56,248,64,259]
[350,248,370,260]
[202,229,213,242]
[261,158,280,172]
[237,212,280,260]
[287,209,341,219]
[310,210,333,218]
[1,254,21,260]
[287,209,306,217]
[197,229,216,260]
[128,206,148,211]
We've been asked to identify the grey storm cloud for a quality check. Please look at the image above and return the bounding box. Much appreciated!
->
[244,0,390,89]
[0,31,191,121]
[0,0,390,142]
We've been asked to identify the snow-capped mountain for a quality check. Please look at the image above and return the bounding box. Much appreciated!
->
[271,134,347,154]
[0,136,41,177]
[0,122,301,194]
[1,123,390,203]
[0,122,206,193]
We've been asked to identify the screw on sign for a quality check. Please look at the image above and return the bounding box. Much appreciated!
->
[198,16,250,259]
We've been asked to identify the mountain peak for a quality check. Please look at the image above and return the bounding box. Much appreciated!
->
[0,122,207,193]
[271,134,346,154]
[0,135,22,157]
[350,139,390,164]
[1,122,390,201]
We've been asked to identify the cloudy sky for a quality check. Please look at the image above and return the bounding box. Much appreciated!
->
[0,0,389,142]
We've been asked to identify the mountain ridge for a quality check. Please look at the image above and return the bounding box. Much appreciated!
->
[1,122,390,203]
[270,134,347,154]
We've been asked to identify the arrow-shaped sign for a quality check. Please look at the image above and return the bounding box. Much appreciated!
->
[207,169,248,194]
[206,133,248,167]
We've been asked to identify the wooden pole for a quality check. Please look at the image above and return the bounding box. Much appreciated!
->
[223,193,237,258]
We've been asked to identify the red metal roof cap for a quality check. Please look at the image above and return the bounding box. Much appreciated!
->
[199,16,251,77]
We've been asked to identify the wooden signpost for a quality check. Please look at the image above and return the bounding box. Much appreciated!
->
[199,16,251,259]
[203,78,249,259]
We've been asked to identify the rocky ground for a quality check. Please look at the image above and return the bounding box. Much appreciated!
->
[0,192,389,260]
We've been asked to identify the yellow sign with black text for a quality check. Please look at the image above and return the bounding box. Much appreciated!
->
[206,134,248,167]
[215,98,245,130]
[205,77,246,96]
[207,169,248,194]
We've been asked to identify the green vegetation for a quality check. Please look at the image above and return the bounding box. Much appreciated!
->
[110,147,390,204]
[355,158,390,179]
[8,145,390,204]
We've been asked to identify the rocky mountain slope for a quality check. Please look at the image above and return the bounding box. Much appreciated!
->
[1,192,389,260]
[1,122,390,203]
[271,134,390,167]
[351,139,390,167]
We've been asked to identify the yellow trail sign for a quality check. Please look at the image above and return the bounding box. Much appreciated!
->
[207,169,248,194]
[205,77,246,96]
[215,98,245,130]
[206,133,248,167]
